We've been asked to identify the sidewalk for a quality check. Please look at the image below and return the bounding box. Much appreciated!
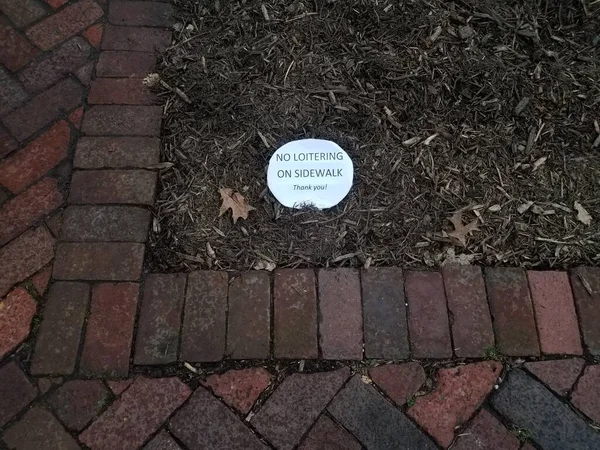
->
[1,1,600,449]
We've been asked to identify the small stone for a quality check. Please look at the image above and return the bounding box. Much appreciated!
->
[369,362,426,406]
[203,368,271,414]
[459,26,475,39]
[524,359,585,396]
[408,361,503,447]
[0,287,36,359]
[571,365,600,424]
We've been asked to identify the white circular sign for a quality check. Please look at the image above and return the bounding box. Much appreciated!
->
[267,139,353,209]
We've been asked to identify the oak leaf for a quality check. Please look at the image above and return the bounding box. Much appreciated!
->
[446,211,479,247]
[218,188,255,224]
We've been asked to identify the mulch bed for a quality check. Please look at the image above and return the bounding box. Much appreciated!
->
[148,0,600,272]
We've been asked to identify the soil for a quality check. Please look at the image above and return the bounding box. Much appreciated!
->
[148,0,600,272]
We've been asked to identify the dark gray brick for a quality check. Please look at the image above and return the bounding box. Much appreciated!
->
[251,368,350,450]
[362,267,409,359]
[490,369,600,450]
[61,205,150,242]
[169,386,267,450]
[143,431,182,450]
[328,375,437,450]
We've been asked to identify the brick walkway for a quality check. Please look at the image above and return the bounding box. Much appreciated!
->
[1,1,600,449]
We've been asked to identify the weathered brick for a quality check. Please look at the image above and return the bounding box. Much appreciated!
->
[2,78,83,141]
[443,264,494,358]
[0,363,37,427]
[169,386,268,450]
[524,358,585,396]
[0,66,27,116]
[0,287,36,359]
[528,271,582,355]
[83,23,103,48]
[203,368,271,414]
[46,210,62,236]
[82,105,163,136]
[107,379,134,396]
[452,408,520,450]
[18,38,91,93]
[134,273,186,365]
[181,271,227,362]
[362,267,409,359]
[31,282,89,375]
[26,0,104,50]
[89,78,156,105]
[96,51,157,78]
[80,283,139,376]
[61,205,150,241]
[80,377,191,450]
[75,60,94,85]
[31,264,52,295]
[0,0,47,28]
[144,431,183,450]
[274,269,318,359]
[109,1,174,27]
[369,362,426,406]
[74,136,160,169]
[0,121,70,194]
[68,106,84,129]
[0,17,39,71]
[227,272,271,359]
[250,368,351,450]
[570,267,600,355]
[37,377,62,394]
[53,242,145,281]
[491,369,600,450]
[69,170,157,205]
[298,415,362,450]
[405,271,452,359]
[45,0,67,9]
[0,226,54,297]
[485,267,540,356]
[318,269,362,360]
[102,24,171,52]
[0,178,62,246]
[571,365,600,424]
[0,127,18,159]
[408,361,502,447]
[329,375,437,450]
[3,407,80,450]
[47,380,110,431]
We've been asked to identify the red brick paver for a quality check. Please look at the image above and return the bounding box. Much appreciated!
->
[203,368,272,414]
[452,408,520,450]
[47,380,110,431]
[69,169,157,205]
[227,272,271,359]
[102,24,171,52]
[61,205,150,242]
[0,120,70,194]
[79,377,191,450]
[3,407,80,450]
[0,0,46,28]
[108,1,174,27]
[298,415,362,450]
[528,271,582,355]
[96,51,157,78]
[405,271,452,358]
[82,105,163,136]
[31,282,89,375]
[84,23,104,48]
[0,287,36,359]
[362,267,409,359]
[318,269,363,360]
[524,358,585,396]
[369,362,426,406]
[0,362,37,427]
[74,136,160,168]
[570,267,600,355]
[571,365,600,424]
[31,264,52,294]
[89,78,156,105]
[443,264,494,358]
[181,271,227,362]
[135,273,186,365]
[0,17,39,71]
[144,431,183,450]
[274,269,318,359]
[107,379,134,396]
[485,267,540,356]
[408,361,502,447]
[80,283,139,376]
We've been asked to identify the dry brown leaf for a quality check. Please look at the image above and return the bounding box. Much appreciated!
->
[446,211,479,247]
[218,188,255,224]
[574,201,592,226]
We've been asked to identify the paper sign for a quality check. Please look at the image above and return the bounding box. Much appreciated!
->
[267,139,353,209]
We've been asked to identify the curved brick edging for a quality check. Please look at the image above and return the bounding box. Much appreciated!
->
[2,1,600,450]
